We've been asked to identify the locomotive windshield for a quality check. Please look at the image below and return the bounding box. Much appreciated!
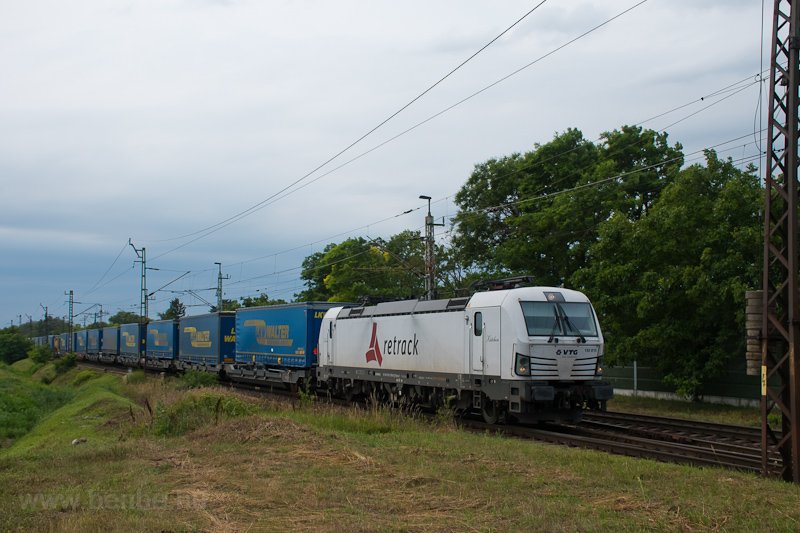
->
[520,301,598,337]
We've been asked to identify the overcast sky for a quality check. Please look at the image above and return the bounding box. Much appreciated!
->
[0,0,767,326]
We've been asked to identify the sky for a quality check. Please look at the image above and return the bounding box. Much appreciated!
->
[0,0,769,326]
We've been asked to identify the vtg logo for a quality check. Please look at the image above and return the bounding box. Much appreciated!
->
[556,349,579,356]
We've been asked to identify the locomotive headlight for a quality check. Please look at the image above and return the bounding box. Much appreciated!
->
[595,359,604,377]
[515,353,531,376]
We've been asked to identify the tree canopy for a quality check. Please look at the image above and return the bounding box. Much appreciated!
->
[108,311,141,325]
[452,126,683,286]
[158,298,186,320]
[296,231,426,303]
[573,152,761,396]
[0,327,33,364]
[209,299,238,313]
[239,294,287,308]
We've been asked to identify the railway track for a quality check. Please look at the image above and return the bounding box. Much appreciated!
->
[458,411,783,476]
[582,411,765,445]
[76,360,131,376]
[75,361,782,475]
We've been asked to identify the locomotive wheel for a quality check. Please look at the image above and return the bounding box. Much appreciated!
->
[481,397,505,425]
[344,386,355,403]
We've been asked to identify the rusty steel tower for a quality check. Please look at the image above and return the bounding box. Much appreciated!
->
[762,0,800,481]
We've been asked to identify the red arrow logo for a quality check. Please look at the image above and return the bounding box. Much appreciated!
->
[365,323,382,366]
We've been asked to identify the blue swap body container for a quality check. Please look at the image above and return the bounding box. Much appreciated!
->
[73,330,88,355]
[59,333,70,354]
[119,323,147,367]
[231,302,343,386]
[178,312,235,371]
[100,326,120,363]
[87,329,103,361]
[48,335,59,353]
[146,319,179,370]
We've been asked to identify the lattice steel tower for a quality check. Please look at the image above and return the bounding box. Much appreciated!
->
[762,0,800,481]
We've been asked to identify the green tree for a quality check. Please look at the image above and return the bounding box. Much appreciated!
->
[108,311,141,325]
[28,345,52,364]
[295,245,337,302]
[297,231,426,303]
[239,294,287,307]
[0,328,33,364]
[209,299,238,313]
[574,152,762,397]
[452,126,682,285]
[158,298,186,320]
[434,243,485,298]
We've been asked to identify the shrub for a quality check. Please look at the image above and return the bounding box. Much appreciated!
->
[28,345,52,365]
[0,376,73,440]
[125,370,147,384]
[0,330,33,364]
[54,353,76,374]
[179,369,218,389]
[36,365,57,385]
[152,393,258,436]
[72,370,98,387]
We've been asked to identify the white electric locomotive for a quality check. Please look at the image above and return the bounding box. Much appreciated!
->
[317,285,613,423]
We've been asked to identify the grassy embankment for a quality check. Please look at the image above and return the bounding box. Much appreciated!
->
[0,360,798,531]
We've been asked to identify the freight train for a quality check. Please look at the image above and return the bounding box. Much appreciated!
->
[34,285,613,423]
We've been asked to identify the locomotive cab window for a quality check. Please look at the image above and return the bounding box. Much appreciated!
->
[474,312,483,336]
[520,301,598,337]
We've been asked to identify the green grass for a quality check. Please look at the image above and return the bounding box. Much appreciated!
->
[1,371,132,458]
[9,357,41,376]
[1,370,800,531]
[0,367,73,446]
[70,369,99,387]
[151,391,259,436]
[124,369,146,384]
[178,369,218,389]
[609,394,762,426]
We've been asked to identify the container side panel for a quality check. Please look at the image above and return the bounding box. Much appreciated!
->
[119,323,146,357]
[101,327,120,354]
[179,314,223,365]
[146,320,178,360]
[236,307,311,367]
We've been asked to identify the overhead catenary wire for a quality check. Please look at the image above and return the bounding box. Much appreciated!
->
[223,132,765,298]
[146,0,651,262]
[86,241,129,294]
[142,67,769,284]
[91,111,766,314]
[149,1,551,247]
[142,93,766,310]
[73,58,764,313]
[261,148,768,302]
